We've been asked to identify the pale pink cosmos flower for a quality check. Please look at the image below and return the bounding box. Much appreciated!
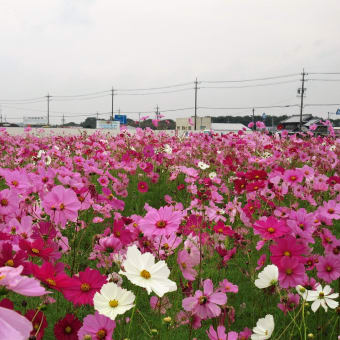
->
[139,205,183,237]
[42,185,81,227]
[177,250,198,281]
[182,279,227,320]
[207,325,238,340]
[150,296,172,314]
[0,265,49,296]
[0,306,32,340]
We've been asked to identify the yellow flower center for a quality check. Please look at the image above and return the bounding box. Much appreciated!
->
[140,269,151,279]
[96,329,107,339]
[59,203,65,211]
[31,248,40,254]
[46,278,56,286]
[0,199,8,207]
[267,227,275,233]
[156,220,167,229]
[285,268,293,275]
[109,299,119,308]
[5,259,14,267]
[181,262,187,269]
[326,265,332,272]
[65,326,72,334]
[80,283,91,292]
[199,296,207,305]
[283,251,291,257]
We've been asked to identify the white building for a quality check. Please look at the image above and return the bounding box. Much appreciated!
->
[211,123,250,133]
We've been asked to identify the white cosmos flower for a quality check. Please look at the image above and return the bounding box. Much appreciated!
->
[198,161,209,170]
[163,144,172,154]
[119,245,177,297]
[254,264,278,289]
[44,155,51,165]
[251,314,275,340]
[209,172,217,179]
[306,284,339,312]
[37,150,45,158]
[93,282,135,321]
[296,285,309,300]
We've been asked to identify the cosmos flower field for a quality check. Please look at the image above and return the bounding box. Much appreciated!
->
[0,126,339,340]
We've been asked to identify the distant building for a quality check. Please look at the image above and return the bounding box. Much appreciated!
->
[23,116,47,127]
[211,123,250,134]
[176,116,211,131]
[277,114,328,135]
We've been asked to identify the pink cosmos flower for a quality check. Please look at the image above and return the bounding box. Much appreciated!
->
[182,279,227,320]
[0,306,32,340]
[78,311,116,340]
[150,296,172,314]
[177,249,198,281]
[42,185,81,227]
[139,205,183,237]
[277,293,300,315]
[316,255,340,283]
[319,200,340,220]
[283,169,304,185]
[256,254,267,271]
[207,325,238,340]
[218,279,238,294]
[253,216,290,240]
[278,257,307,288]
[0,265,48,296]
[62,268,107,305]
[0,189,19,216]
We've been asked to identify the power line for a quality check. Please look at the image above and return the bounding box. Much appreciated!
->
[116,81,193,92]
[309,78,340,82]
[201,73,299,84]
[52,90,111,98]
[116,87,193,96]
[308,72,340,75]
[199,104,299,110]
[53,94,110,102]
[200,79,299,89]
[0,96,45,102]
[304,103,340,107]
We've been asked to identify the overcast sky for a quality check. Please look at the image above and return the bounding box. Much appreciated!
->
[1,0,340,124]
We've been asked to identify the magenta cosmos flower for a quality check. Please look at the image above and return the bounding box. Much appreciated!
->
[42,185,81,227]
[316,255,340,283]
[62,268,107,305]
[253,216,290,240]
[78,311,116,340]
[139,206,183,237]
[182,279,227,320]
[137,181,149,193]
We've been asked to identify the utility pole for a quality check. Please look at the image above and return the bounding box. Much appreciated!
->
[96,112,99,120]
[46,93,51,126]
[328,112,330,120]
[0,105,2,123]
[155,105,160,120]
[194,78,198,130]
[62,114,65,128]
[138,112,141,127]
[299,69,307,131]
[252,108,255,130]
[111,87,114,121]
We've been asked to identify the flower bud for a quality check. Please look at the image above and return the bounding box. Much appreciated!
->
[163,316,172,323]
